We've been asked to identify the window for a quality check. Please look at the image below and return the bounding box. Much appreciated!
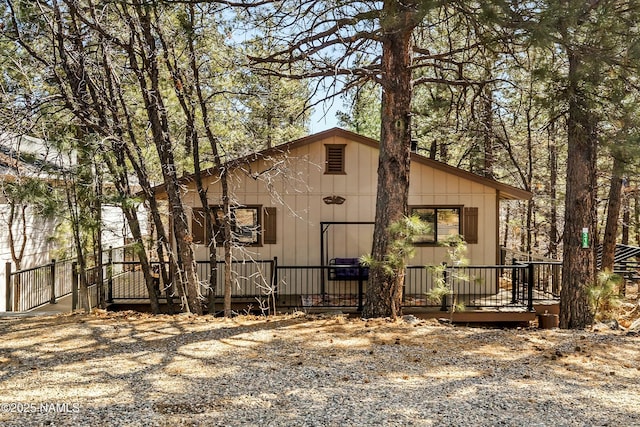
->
[191,205,277,246]
[229,207,260,245]
[325,144,346,174]
[410,206,461,244]
[212,206,261,246]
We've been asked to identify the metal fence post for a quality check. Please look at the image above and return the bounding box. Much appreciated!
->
[72,262,79,310]
[13,269,19,312]
[107,247,113,304]
[440,263,448,312]
[49,259,57,304]
[511,258,518,304]
[5,263,12,312]
[357,264,364,312]
[208,252,216,314]
[527,263,535,311]
[271,257,278,313]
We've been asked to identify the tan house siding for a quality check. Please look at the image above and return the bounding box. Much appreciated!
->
[408,167,500,266]
[174,129,529,268]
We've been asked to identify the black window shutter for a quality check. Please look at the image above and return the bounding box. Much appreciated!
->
[263,207,277,244]
[463,207,479,244]
[191,208,207,244]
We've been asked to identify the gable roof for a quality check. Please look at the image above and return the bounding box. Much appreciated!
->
[161,127,532,200]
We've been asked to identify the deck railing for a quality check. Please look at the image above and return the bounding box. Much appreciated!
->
[195,260,275,298]
[4,259,78,312]
[5,253,560,313]
[275,264,368,310]
[403,264,534,310]
[516,260,562,298]
[274,263,545,311]
[3,244,142,312]
[104,259,275,303]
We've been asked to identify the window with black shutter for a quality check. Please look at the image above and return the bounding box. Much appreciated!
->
[192,205,276,246]
[410,206,462,245]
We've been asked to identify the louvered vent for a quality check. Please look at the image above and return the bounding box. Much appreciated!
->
[325,144,345,174]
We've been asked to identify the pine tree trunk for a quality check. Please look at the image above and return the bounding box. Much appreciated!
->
[131,3,202,314]
[164,171,202,315]
[102,107,162,313]
[621,189,630,245]
[548,126,559,259]
[635,191,640,247]
[482,85,495,179]
[560,51,596,329]
[123,143,173,311]
[363,2,414,319]
[525,107,534,255]
[601,156,625,272]
[502,204,510,249]
[526,200,533,255]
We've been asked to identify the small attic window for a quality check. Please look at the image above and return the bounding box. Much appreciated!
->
[325,144,346,174]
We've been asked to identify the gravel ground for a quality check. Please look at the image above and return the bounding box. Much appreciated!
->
[0,311,639,427]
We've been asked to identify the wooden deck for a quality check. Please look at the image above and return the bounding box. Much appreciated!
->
[102,269,561,323]
[297,303,558,324]
[13,288,558,325]
[105,294,558,325]
[0,294,73,317]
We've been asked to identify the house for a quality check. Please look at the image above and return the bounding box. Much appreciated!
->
[0,133,146,312]
[147,128,539,313]
[0,133,65,311]
[165,127,530,266]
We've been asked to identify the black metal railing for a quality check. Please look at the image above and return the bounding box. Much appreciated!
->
[196,260,275,299]
[513,260,562,298]
[5,251,561,313]
[272,262,559,312]
[105,259,275,303]
[106,261,151,301]
[5,262,53,312]
[275,264,368,310]
[3,244,142,312]
[500,250,562,295]
[403,264,534,310]
[4,259,78,312]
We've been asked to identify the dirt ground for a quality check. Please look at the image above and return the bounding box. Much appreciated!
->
[0,306,639,426]
[0,282,638,425]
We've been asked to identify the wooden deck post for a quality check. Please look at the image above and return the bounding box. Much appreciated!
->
[5,263,12,312]
[49,259,57,304]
